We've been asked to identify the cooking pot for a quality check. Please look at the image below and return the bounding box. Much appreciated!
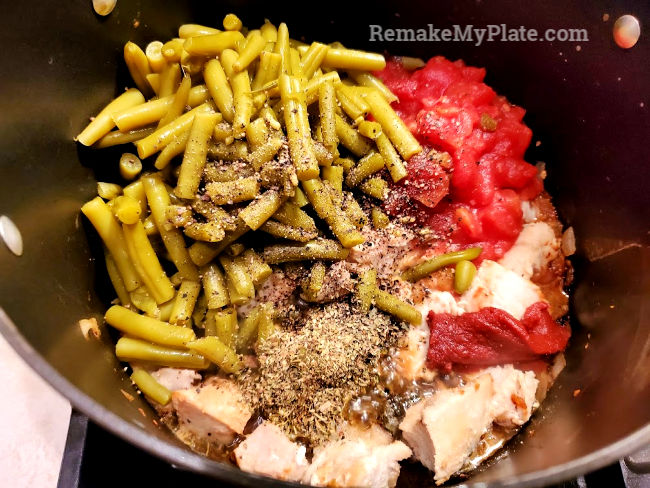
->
[1,0,648,486]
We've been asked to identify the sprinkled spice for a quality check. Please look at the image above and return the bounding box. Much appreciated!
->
[240,301,406,444]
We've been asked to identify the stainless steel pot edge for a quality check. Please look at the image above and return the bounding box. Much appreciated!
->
[1,305,648,488]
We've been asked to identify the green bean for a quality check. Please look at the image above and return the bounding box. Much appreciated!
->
[158,74,191,128]
[130,286,160,317]
[304,261,325,300]
[116,337,209,369]
[236,306,260,352]
[94,127,155,148]
[263,239,349,264]
[122,180,147,217]
[214,307,238,349]
[223,13,243,31]
[113,195,142,224]
[272,202,317,232]
[357,120,382,140]
[188,219,248,266]
[341,191,367,229]
[345,152,385,187]
[202,264,230,309]
[302,178,364,248]
[233,30,266,72]
[357,268,377,313]
[204,177,260,205]
[239,189,283,230]
[260,220,318,242]
[104,249,131,306]
[359,177,388,200]
[334,157,355,174]
[365,90,421,160]
[154,130,189,170]
[374,289,422,324]
[275,23,290,74]
[158,297,175,322]
[183,30,244,56]
[241,249,272,285]
[203,309,218,336]
[207,141,249,161]
[81,197,140,291]
[290,187,309,207]
[305,72,341,105]
[335,84,367,124]
[335,114,372,157]
[183,221,226,243]
[371,207,390,229]
[321,48,386,71]
[97,182,122,200]
[192,292,208,326]
[401,247,482,282]
[226,242,245,257]
[123,42,152,97]
[131,367,172,405]
[213,120,234,144]
[347,70,398,103]
[119,153,142,181]
[135,102,216,159]
[312,140,335,166]
[260,21,277,42]
[221,49,253,139]
[105,305,196,347]
[219,254,255,298]
[204,58,235,123]
[142,176,199,281]
[145,41,165,72]
[175,112,221,199]
[318,81,339,159]
[454,260,477,294]
[143,216,158,235]
[248,137,284,171]
[257,303,278,344]
[300,42,329,79]
[400,56,425,70]
[77,88,145,146]
[279,74,319,180]
[187,336,242,374]
[375,133,408,182]
[158,62,181,98]
[169,280,201,327]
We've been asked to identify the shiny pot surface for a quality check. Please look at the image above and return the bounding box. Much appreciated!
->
[0,0,648,486]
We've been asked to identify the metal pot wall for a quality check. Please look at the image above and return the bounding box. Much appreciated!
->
[0,0,648,486]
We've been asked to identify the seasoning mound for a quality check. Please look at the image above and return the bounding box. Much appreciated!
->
[241,301,405,444]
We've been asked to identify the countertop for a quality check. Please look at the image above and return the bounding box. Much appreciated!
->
[0,333,70,488]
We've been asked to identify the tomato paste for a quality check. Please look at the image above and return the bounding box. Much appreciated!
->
[426,303,571,371]
[378,57,543,261]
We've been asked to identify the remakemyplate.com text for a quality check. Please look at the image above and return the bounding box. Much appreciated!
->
[369,24,589,46]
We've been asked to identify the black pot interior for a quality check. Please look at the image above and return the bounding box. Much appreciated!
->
[0,0,648,486]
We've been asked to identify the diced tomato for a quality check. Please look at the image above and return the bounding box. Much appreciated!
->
[377,56,544,260]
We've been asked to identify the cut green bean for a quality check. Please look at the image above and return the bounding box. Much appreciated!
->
[131,367,172,405]
[202,264,230,309]
[116,337,209,369]
[454,260,477,294]
[169,280,201,327]
[401,247,482,282]
[263,239,349,264]
[105,305,196,347]
[187,336,242,374]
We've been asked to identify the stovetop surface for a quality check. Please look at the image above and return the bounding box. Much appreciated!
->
[57,411,648,488]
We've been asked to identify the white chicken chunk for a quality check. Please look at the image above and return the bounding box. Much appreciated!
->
[234,421,309,482]
[458,260,545,320]
[400,366,539,484]
[304,424,412,488]
[400,374,496,484]
[171,377,252,444]
[499,222,560,280]
[151,368,201,392]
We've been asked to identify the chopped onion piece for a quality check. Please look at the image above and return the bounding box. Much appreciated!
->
[0,215,23,256]
[562,227,576,256]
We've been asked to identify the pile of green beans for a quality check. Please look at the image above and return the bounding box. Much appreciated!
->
[77,13,428,401]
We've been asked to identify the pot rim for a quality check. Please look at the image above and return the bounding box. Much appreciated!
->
[1,306,648,488]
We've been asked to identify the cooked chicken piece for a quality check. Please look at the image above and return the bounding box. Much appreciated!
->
[535,353,566,403]
[499,222,560,280]
[304,423,412,488]
[172,377,252,444]
[458,260,545,320]
[151,368,201,392]
[349,225,415,278]
[520,200,539,223]
[394,323,430,380]
[400,374,496,484]
[485,365,539,428]
[238,269,298,317]
[310,261,355,303]
[401,365,540,484]
[234,421,309,482]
